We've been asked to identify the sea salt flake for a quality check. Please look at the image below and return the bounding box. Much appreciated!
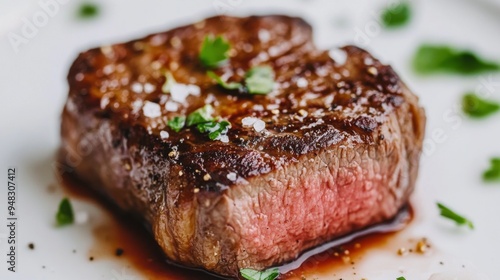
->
[131,82,143,93]
[165,101,179,112]
[258,29,271,43]
[219,135,229,143]
[142,101,162,118]
[160,130,169,139]
[227,172,237,181]
[170,84,201,103]
[144,83,156,94]
[296,77,308,88]
[242,117,258,127]
[329,48,347,65]
[253,119,266,132]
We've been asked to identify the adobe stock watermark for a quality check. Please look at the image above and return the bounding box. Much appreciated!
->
[8,0,69,54]
[212,0,244,15]
[353,0,406,47]
[422,74,500,158]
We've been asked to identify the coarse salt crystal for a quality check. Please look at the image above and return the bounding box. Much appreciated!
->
[241,117,258,127]
[258,29,271,43]
[227,172,237,181]
[268,46,280,57]
[131,100,143,114]
[253,119,266,132]
[296,77,308,88]
[75,73,84,81]
[144,83,156,94]
[329,48,347,65]
[160,130,169,139]
[253,104,264,111]
[165,101,179,112]
[142,101,162,118]
[103,65,115,75]
[266,104,279,110]
[100,96,110,109]
[170,84,200,103]
[131,82,143,93]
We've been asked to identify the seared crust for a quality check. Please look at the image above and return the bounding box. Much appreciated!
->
[61,15,425,277]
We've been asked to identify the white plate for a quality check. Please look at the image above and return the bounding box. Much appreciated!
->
[1,0,500,279]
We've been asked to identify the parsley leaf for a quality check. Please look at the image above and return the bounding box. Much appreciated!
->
[56,198,74,226]
[381,1,411,28]
[78,3,99,19]
[207,71,242,90]
[184,105,231,141]
[168,116,186,132]
[186,105,214,126]
[396,277,407,280]
[208,66,275,95]
[413,45,500,75]
[199,35,231,68]
[483,158,500,181]
[462,93,500,118]
[240,268,279,280]
[437,203,474,229]
[244,66,275,94]
[197,120,231,140]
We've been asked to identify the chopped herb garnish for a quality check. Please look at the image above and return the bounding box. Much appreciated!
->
[437,202,474,229]
[413,45,500,75]
[240,268,279,280]
[197,120,231,140]
[168,116,186,132]
[207,71,242,90]
[56,198,74,226]
[172,105,231,141]
[244,66,275,94]
[208,66,275,95]
[396,277,406,280]
[199,35,231,68]
[78,3,99,19]
[483,158,500,181]
[186,104,214,126]
[381,1,411,28]
[462,93,500,118]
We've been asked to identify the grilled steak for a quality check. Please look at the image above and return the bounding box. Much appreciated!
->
[60,15,425,277]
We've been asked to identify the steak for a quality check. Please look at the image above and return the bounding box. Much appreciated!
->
[60,15,426,277]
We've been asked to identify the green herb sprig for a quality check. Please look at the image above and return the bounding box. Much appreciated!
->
[197,120,231,140]
[78,3,99,19]
[167,105,231,141]
[462,93,500,118]
[381,1,411,28]
[168,116,186,132]
[199,35,231,68]
[413,45,500,75]
[186,104,214,126]
[240,268,279,280]
[483,158,500,181]
[437,202,474,229]
[208,66,275,95]
[56,198,74,226]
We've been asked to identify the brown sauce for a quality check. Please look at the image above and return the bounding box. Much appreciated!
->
[60,173,412,280]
